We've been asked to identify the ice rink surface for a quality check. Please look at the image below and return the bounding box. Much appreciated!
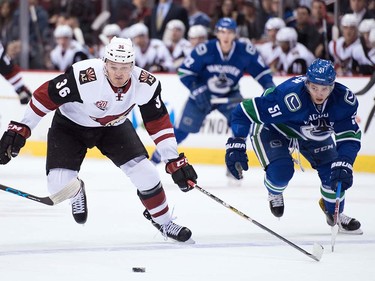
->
[0,156,374,280]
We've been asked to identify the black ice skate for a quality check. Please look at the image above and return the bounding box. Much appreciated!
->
[318,198,363,234]
[71,180,88,224]
[143,209,192,242]
[268,192,284,218]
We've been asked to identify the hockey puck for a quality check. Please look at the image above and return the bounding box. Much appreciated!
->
[132,267,146,273]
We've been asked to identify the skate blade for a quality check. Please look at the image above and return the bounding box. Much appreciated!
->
[170,237,196,244]
[338,227,363,235]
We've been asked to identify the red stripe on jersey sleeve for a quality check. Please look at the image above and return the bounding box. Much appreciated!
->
[33,81,59,111]
[29,100,46,117]
[154,133,175,145]
[144,114,173,135]
[3,64,21,80]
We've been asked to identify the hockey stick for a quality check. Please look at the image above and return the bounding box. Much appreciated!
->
[187,180,324,262]
[364,98,375,133]
[211,97,244,104]
[0,178,81,206]
[355,72,375,96]
[91,10,111,31]
[322,18,330,60]
[331,181,342,252]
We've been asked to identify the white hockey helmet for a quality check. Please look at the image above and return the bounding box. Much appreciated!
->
[102,23,121,37]
[340,14,359,28]
[104,36,135,64]
[276,27,297,48]
[358,19,375,33]
[166,19,186,32]
[54,25,73,38]
[188,25,208,39]
[265,17,286,30]
[129,23,149,38]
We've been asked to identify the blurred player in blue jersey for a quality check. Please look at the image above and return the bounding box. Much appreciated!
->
[225,59,363,234]
[151,17,275,167]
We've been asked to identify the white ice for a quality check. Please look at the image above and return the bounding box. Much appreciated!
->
[0,156,374,280]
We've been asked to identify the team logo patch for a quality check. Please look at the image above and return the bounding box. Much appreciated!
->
[95,100,108,111]
[139,70,156,86]
[79,67,97,84]
[284,93,301,112]
[90,104,136,126]
[344,88,356,105]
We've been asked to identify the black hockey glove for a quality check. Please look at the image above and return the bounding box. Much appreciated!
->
[166,153,197,192]
[16,85,32,105]
[330,158,353,191]
[0,121,31,164]
[225,137,249,180]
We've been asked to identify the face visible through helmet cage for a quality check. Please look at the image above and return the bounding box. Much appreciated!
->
[104,37,135,87]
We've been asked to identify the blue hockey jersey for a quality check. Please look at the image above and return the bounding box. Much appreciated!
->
[231,75,361,164]
[178,39,274,96]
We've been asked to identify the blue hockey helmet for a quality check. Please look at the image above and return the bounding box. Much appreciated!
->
[306,59,336,86]
[215,17,237,31]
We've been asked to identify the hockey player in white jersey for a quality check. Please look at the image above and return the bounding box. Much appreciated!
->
[129,22,175,72]
[0,37,198,243]
[328,14,361,75]
[256,17,286,72]
[272,27,315,75]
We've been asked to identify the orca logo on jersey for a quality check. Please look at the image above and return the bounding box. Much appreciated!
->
[79,67,97,85]
[300,118,333,141]
[139,70,156,86]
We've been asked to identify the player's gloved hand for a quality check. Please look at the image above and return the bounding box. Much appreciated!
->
[330,158,353,191]
[16,85,32,105]
[191,86,211,112]
[0,121,31,164]
[225,137,248,180]
[166,153,198,192]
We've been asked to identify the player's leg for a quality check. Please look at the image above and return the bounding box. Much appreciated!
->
[250,125,294,217]
[299,139,362,233]
[101,120,192,242]
[46,114,89,224]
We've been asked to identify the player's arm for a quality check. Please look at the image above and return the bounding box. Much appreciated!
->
[0,67,82,165]
[0,44,32,104]
[139,82,197,191]
[333,88,361,164]
[178,44,207,90]
[22,66,82,130]
[139,81,178,161]
[330,89,361,191]
[242,41,275,90]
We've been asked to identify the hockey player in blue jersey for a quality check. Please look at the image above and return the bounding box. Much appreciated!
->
[225,59,362,234]
[151,17,275,165]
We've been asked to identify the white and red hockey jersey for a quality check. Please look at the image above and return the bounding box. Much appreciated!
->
[20,58,179,161]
